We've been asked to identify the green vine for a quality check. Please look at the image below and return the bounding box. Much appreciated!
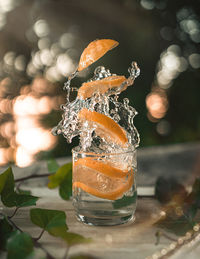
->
[151,176,200,258]
[2,160,199,258]
[155,176,200,236]
[0,160,92,259]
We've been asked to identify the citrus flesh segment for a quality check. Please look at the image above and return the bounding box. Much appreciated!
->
[78,109,128,146]
[77,75,127,99]
[74,157,129,178]
[73,161,133,200]
[77,39,119,72]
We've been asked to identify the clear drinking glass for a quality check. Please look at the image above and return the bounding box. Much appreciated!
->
[72,147,137,226]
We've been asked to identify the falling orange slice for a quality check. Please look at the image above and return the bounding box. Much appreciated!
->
[78,108,128,146]
[73,158,133,200]
[77,75,127,99]
[77,39,119,72]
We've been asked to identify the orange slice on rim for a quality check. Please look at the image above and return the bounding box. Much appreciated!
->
[77,75,127,99]
[73,158,133,200]
[78,108,128,146]
[78,39,119,72]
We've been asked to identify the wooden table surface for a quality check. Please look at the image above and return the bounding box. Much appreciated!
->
[1,142,200,259]
[1,192,168,259]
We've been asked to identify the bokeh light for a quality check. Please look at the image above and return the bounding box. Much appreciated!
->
[33,19,50,38]
[0,0,199,166]
[0,74,64,167]
[146,91,168,120]
[188,53,200,68]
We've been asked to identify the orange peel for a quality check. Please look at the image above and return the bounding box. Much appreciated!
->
[74,157,129,178]
[73,178,133,200]
[78,108,128,146]
[78,39,119,72]
[73,158,133,200]
[77,75,127,99]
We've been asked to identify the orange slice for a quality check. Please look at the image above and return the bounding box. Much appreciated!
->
[78,39,119,72]
[78,108,128,146]
[73,181,133,200]
[73,159,133,200]
[77,75,127,99]
[74,157,129,178]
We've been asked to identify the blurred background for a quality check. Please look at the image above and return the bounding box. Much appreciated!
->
[0,0,199,167]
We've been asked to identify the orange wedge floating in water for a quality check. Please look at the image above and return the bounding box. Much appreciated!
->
[73,158,133,200]
[77,75,127,99]
[77,39,119,72]
[74,157,129,178]
[78,108,128,146]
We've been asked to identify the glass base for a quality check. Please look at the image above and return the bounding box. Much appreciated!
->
[75,213,135,226]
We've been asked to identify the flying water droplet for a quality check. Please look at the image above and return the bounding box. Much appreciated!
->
[52,61,140,151]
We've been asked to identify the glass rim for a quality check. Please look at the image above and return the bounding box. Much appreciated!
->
[72,146,136,157]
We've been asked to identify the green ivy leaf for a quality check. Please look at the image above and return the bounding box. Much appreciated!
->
[0,167,14,195]
[47,159,59,173]
[14,194,39,207]
[30,208,68,233]
[48,162,72,200]
[59,171,72,200]
[48,162,72,189]
[184,205,197,225]
[6,231,34,259]
[113,192,137,209]
[30,208,91,246]
[48,226,92,246]
[0,216,13,250]
[186,178,200,208]
[0,167,18,207]
[191,178,200,195]
[1,192,17,207]
[154,178,200,236]
[60,232,92,246]
[155,214,195,236]
[155,177,187,204]
[17,189,31,195]
[69,255,98,259]
[0,167,39,208]
[1,190,39,208]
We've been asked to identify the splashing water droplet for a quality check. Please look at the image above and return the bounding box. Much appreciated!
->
[128,61,140,79]
[91,66,112,81]
[52,61,140,152]
[113,114,120,122]
[123,98,129,108]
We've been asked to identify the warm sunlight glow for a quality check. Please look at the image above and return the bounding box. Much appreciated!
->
[15,116,39,129]
[15,147,34,168]
[13,95,40,116]
[5,77,61,167]
[0,121,15,138]
[31,77,54,94]
[16,128,56,154]
[38,96,52,114]
[0,98,13,114]
[0,148,8,165]
[146,92,168,119]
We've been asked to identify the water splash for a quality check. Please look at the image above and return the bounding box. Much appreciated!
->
[52,62,140,152]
